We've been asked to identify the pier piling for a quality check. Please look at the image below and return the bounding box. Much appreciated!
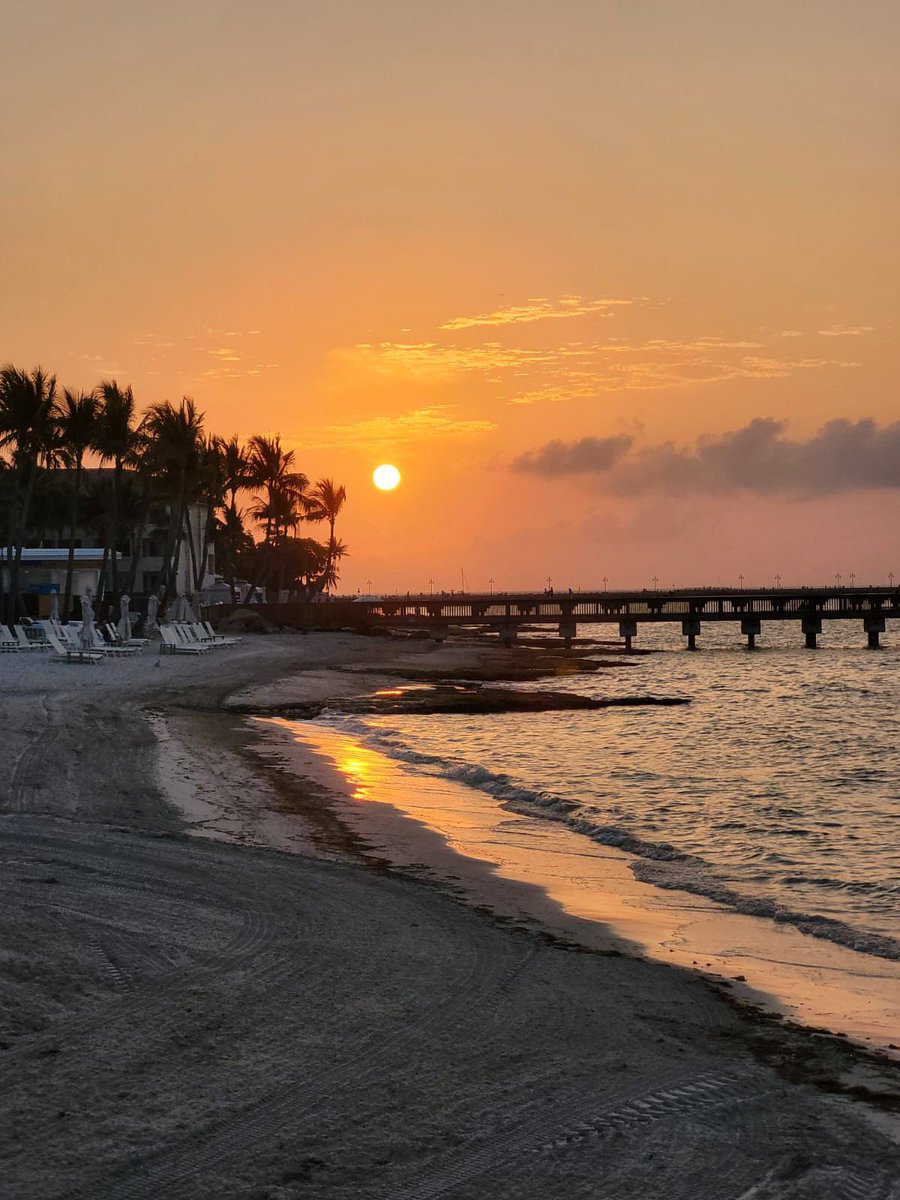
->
[619,618,637,652]
[864,614,885,649]
[802,616,821,649]
[741,616,761,651]
[681,617,701,651]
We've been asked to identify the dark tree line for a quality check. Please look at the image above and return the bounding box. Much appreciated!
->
[0,365,347,622]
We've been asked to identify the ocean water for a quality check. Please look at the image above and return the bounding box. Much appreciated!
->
[317,620,900,964]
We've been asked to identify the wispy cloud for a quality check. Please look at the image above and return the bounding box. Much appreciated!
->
[310,405,496,449]
[441,295,634,330]
[817,325,875,337]
[512,417,900,496]
[335,301,871,406]
[201,360,278,380]
[336,341,553,383]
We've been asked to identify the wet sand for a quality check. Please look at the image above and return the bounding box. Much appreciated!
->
[1,632,898,1198]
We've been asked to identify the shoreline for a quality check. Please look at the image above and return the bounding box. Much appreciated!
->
[2,632,898,1196]
[199,641,900,1061]
[243,715,900,1059]
[167,640,900,1070]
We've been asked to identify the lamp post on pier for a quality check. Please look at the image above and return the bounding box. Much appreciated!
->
[890,572,895,588]
[775,573,781,588]
[739,573,744,589]
[835,572,842,587]
[366,578,372,594]
[488,577,494,595]
[652,575,658,590]
[428,578,434,596]
[602,575,608,592]
[850,572,856,587]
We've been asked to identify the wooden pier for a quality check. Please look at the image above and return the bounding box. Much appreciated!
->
[297,586,900,650]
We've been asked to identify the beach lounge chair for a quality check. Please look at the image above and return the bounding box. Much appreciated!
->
[160,625,209,655]
[44,628,104,664]
[0,624,21,652]
[105,621,149,648]
[185,622,226,648]
[42,620,78,649]
[176,624,216,651]
[92,628,142,657]
[14,626,45,651]
[201,620,240,646]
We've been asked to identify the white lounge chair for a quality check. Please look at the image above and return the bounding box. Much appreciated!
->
[14,625,45,651]
[42,619,77,648]
[0,624,21,652]
[106,621,148,648]
[160,625,209,655]
[201,621,240,646]
[177,623,218,650]
[92,628,141,657]
[44,628,104,664]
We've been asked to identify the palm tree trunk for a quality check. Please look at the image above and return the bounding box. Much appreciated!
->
[124,472,154,596]
[10,459,39,621]
[171,493,188,594]
[158,469,186,595]
[194,501,216,594]
[62,458,83,621]
[184,505,200,592]
[3,463,24,625]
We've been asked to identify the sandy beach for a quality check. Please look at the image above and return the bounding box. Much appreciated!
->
[2,632,899,1200]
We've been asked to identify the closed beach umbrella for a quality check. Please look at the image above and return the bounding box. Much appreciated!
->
[50,590,59,623]
[80,592,96,652]
[118,594,132,642]
[172,593,189,623]
[145,594,160,637]
[190,593,201,623]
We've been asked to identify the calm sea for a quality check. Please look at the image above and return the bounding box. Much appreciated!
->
[317,620,900,963]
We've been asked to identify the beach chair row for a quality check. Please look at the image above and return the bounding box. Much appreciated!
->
[43,620,149,663]
[0,623,52,653]
[160,622,241,655]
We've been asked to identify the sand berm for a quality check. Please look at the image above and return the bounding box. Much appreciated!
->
[1,632,898,1200]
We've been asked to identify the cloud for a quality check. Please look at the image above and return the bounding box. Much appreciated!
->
[336,341,552,383]
[310,405,496,449]
[511,418,900,496]
[817,325,875,337]
[512,435,634,475]
[440,295,634,331]
[209,347,240,362]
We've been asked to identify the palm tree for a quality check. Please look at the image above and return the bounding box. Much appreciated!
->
[141,398,205,599]
[307,477,347,594]
[315,537,349,594]
[244,435,313,601]
[94,380,138,603]
[218,436,253,601]
[0,365,59,621]
[184,435,225,596]
[57,389,100,619]
[246,435,310,547]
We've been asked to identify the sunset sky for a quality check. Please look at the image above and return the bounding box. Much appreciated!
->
[3,2,899,591]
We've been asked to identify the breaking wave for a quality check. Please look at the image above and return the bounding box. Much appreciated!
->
[318,711,900,962]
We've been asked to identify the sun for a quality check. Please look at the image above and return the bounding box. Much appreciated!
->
[373,463,401,491]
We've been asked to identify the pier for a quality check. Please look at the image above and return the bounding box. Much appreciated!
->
[293,586,900,650]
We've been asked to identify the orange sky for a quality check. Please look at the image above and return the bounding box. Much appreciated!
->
[2,2,899,591]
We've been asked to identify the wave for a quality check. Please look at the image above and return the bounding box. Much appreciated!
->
[316,712,900,962]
